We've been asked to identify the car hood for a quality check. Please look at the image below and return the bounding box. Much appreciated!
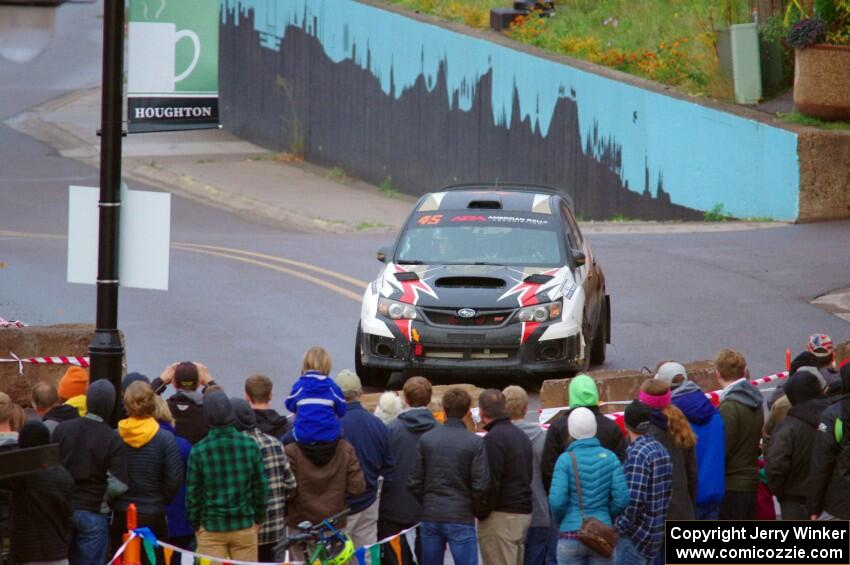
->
[380,263,573,309]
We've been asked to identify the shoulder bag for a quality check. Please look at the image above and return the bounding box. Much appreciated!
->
[569,450,619,558]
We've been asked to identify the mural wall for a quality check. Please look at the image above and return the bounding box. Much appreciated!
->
[220,0,800,220]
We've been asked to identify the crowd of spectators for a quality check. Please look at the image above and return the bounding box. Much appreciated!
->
[0,334,848,564]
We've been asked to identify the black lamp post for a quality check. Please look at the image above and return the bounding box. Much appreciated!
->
[88,0,126,408]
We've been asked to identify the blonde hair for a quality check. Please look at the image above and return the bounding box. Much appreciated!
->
[123,381,156,418]
[714,349,747,381]
[302,346,332,375]
[152,395,175,426]
[834,341,850,366]
[640,379,697,450]
[502,385,528,420]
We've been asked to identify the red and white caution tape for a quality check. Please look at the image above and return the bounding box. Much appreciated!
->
[0,317,26,328]
[539,370,790,429]
[0,352,90,375]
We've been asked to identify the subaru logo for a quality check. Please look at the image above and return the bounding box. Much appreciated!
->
[457,308,476,318]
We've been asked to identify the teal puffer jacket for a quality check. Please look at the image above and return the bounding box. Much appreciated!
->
[548,437,629,532]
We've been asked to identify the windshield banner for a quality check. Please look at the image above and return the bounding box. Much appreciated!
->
[126,0,219,133]
[414,212,552,228]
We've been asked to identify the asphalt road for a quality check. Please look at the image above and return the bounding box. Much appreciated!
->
[2,4,849,404]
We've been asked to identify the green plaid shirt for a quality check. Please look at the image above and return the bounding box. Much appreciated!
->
[187,425,268,533]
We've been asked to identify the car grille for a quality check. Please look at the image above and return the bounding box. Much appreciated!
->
[423,346,517,360]
[421,307,513,327]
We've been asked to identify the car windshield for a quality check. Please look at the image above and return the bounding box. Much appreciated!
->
[396,212,563,266]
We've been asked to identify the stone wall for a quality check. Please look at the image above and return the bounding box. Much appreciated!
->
[797,130,850,222]
[539,361,721,409]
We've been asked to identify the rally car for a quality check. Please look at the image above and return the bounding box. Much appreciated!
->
[355,184,610,386]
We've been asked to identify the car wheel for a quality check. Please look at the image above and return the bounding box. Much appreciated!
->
[589,300,608,366]
[355,325,390,388]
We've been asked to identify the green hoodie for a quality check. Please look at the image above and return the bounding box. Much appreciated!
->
[569,374,599,408]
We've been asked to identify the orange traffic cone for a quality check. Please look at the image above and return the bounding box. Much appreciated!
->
[786,348,792,372]
[122,503,141,565]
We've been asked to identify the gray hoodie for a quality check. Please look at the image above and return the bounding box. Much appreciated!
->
[514,420,550,528]
[721,378,764,408]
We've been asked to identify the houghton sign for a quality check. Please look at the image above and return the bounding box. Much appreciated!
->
[126,0,219,132]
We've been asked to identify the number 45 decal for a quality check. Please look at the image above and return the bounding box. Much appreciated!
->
[418,214,443,225]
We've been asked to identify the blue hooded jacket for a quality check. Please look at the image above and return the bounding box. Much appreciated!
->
[672,381,725,505]
[285,371,346,444]
[548,437,629,532]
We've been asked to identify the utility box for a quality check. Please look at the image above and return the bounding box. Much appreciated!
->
[718,23,763,104]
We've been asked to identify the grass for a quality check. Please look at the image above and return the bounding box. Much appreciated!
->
[380,176,402,198]
[329,166,348,180]
[703,202,731,222]
[357,221,392,230]
[383,0,739,98]
[777,111,850,130]
[609,214,639,222]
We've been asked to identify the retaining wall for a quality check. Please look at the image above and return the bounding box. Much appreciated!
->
[220,0,802,221]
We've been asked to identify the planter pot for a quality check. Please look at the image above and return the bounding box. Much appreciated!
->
[794,44,850,120]
[715,23,763,104]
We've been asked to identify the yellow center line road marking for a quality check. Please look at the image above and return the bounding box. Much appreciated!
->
[2,229,367,303]
[171,244,363,303]
[173,242,369,288]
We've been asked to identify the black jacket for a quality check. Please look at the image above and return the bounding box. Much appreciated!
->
[167,390,209,445]
[42,403,79,435]
[379,408,437,526]
[766,397,834,502]
[649,423,697,521]
[254,408,291,441]
[408,418,490,524]
[481,417,532,518]
[117,428,184,516]
[2,465,74,562]
[808,398,850,518]
[54,416,129,513]
[541,406,627,492]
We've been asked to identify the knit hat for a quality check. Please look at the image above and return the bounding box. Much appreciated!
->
[795,366,826,390]
[808,334,834,359]
[18,420,50,448]
[624,400,652,433]
[655,362,688,389]
[568,374,599,408]
[204,390,235,428]
[790,351,819,374]
[335,369,362,395]
[122,372,150,391]
[230,397,257,432]
[784,370,822,406]
[58,366,89,400]
[86,380,116,421]
[174,362,199,390]
[568,406,597,440]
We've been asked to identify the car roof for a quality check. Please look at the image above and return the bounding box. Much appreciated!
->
[416,183,573,215]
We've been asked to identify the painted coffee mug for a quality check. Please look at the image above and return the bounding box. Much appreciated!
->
[128,22,201,93]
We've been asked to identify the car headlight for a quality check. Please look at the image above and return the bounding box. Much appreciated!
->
[378,297,418,320]
[515,300,562,323]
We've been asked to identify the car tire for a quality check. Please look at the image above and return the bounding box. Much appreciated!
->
[589,299,608,366]
[355,325,391,388]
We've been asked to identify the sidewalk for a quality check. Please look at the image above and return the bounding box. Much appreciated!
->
[5,87,415,233]
[5,87,786,235]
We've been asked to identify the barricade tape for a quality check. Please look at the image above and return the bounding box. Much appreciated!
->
[0,352,90,375]
[108,523,421,565]
[0,317,26,328]
[538,370,790,428]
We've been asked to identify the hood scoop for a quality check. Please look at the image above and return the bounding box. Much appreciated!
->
[435,276,506,288]
[395,271,420,282]
[523,273,554,284]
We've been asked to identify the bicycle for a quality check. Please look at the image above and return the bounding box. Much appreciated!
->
[281,508,355,565]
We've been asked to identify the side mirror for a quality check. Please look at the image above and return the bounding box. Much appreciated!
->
[572,250,586,267]
[376,246,392,263]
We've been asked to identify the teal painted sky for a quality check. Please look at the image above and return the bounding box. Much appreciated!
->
[223,0,800,220]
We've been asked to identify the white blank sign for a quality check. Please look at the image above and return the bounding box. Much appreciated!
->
[67,185,171,290]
